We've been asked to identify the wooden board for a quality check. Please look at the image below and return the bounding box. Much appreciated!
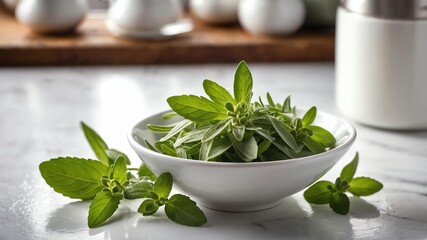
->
[0,12,335,66]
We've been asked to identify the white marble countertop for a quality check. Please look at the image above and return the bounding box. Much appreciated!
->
[0,63,426,240]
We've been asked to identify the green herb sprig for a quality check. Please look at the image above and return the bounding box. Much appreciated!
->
[39,123,207,228]
[146,61,336,162]
[304,152,383,214]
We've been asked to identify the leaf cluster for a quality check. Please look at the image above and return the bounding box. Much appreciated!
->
[147,61,337,162]
[304,152,383,215]
[39,123,206,228]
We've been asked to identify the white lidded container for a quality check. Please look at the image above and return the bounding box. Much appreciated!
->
[336,0,427,129]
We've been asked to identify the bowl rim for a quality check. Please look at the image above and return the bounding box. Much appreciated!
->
[128,109,357,167]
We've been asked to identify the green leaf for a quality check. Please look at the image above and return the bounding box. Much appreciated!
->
[302,107,317,126]
[208,137,232,160]
[124,180,154,200]
[165,194,207,227]
[229,134,258,162]
[340,152,359,183]
[257,140,271,155]
[329,193,350,215]
[160,144,178,157]
[39,157,109,200]
[203,79,236,106]
[111,156,127,184]
[271,140,300,158]
[88,191,120,228]
[202,118,232,142]
[138,199,159,216]
[147,123,176,133]
[199,139,213,161]
[80,122,110,166]
[162,111,178,120]
[266,92,275,107]
[232,125,245,142]
[282,96,292,113]
[167,95,227,122]
[234,61,253,103]
[304,181,334,205]
[348,177,383,196]
[138,163,157,179]
[154,172,173,199]
[106,149,131,165]
[174,127,209,148]
[307,126,336,148]
[160,120,193,142]
[303,136,326,154]
[269,116,299,152]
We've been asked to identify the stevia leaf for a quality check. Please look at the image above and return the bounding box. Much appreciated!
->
[88,191,120,228]
[124,180,154,200]
[154,172,173,199]
[208,137,232,160]
[80,122,110,166]
[111,156,127,184]
[234,61,253,103]
[203,79,236,106]
[307,126,336,148]
[304,181,334,205]
[199,139,213,161]
[174,127,209,148]
[160,120,193,142]
[282,96,292,113]
[167,95,227,123]
[348,177,383,197]
[147,123,176,133]
[329,193,350,215]
[39,157,109,200]
[165,194,207,227]
[229,134,257,162]
[340,152,359,183]
[138,163,157,179]
[269,116,299,152]
[138,199,159,216]
[302,107,317,126]
[202,118,232,142]
[266,92,275,107]
[303,136,326,154]
[232,125,245,142]
[106,149,131,165]
[257,140,271,155]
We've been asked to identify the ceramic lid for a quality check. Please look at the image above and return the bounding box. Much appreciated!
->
[341,0,427,19]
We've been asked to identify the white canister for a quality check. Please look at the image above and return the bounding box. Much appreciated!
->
[336,0,427,129]
[16,0,87,34]
[238,0,305,36]
[190,0,239,25]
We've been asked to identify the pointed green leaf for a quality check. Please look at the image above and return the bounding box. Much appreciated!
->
[282,96,292,113]
[165,194,207,227]
[147,123,176,133]
[199,139,213,161]
[302,107,317,126]
[160,120,193,142]
[202,119,232,142]
[106,149,131,165]
[304,181,334,205]
[208,137,232,160]
[307,125,336,148]
[80,122,110,166]
[329,193,350,215]
[124,180,154,200]
[138,199,159,216]
[88,191,120,228]
[167,95,227,122]
[234,61,253,103]
[154,172,173,199]
[203,79,236,105]
[340,152,359,183]
[111,156,127,184]
[39,157,109,200]
[269,116,299,152]
[348,177,383,196]
[232,125,245,142]
[266,92,275,107]
[229,134,258,162]
[303,136,326,154]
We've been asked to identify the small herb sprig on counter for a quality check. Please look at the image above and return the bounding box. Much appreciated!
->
[304,152,383,214]
[39,123,207,228]
[146,61,336,162]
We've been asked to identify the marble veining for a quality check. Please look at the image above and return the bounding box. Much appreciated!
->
[0,63,426,240]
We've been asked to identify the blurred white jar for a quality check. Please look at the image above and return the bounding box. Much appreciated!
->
[190,0,239,25]
[238,0,305,35]
[336,0,427,129]
[16,0,87,34]
[108,0,182,31]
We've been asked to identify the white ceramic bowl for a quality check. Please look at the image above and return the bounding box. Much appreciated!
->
[128,110,356,212]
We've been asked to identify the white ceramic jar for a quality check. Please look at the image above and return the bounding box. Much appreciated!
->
[16,0,87,34]
[336,0,427,129]
[108,0,182,32]
[238,0,305,36]
[190,0,239,25]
